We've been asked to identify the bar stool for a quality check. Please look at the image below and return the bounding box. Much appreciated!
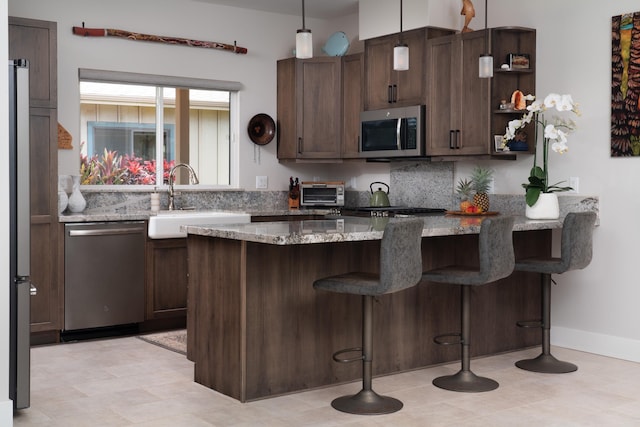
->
[423,216,515,392]
[514,211,597,373]
[312,218,424,415]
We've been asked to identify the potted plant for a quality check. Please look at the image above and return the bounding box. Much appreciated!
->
[503,93,580,219]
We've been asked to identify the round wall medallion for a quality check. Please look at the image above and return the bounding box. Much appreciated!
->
[248,113,275,145]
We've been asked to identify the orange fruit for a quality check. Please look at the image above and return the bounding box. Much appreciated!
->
[460,200,473,211]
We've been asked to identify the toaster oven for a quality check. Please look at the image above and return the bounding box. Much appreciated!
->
[300,181,345,207]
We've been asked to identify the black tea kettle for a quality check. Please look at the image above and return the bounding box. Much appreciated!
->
[369,182,390,207]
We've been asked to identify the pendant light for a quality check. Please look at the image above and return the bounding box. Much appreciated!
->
[393,0,409,71]
[479,0,493,78]
[296,0,313,59]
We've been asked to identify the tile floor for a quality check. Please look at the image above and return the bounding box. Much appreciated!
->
[13,336,640,426]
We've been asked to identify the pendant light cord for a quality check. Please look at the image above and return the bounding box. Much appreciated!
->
[484,0,488,53]
[302,0,306,30]
[400,0,404,35]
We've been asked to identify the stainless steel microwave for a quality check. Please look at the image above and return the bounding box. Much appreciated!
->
[300,181,345,207]
[359,105,425,158]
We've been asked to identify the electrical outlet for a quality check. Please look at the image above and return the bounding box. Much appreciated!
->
[569,176,579,193]
[256,176,268,189]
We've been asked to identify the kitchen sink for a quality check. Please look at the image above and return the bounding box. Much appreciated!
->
[148,210,251,239]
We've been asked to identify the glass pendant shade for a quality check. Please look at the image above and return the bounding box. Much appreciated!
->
[479,54,493,78]
[393,44,409,71]
[296,29,313,59]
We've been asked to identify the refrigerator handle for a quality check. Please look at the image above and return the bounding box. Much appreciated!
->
[16,62,30,278]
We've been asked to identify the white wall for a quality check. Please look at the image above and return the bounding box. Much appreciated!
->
[1,0,14,424]
[360,0,484,40]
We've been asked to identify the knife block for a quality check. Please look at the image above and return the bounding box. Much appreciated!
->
[288,188,300,209]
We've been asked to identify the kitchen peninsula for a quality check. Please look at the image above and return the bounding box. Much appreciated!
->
[184,215,562,402]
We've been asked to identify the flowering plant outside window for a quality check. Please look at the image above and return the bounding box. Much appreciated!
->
[80,147,175,185]
[503,93,581,207]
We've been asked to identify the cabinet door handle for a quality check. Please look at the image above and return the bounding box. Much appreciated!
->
[456,130,461,149]
[298,137,303,154]
[449,130,455,149]
[392,84,397,103]
[387,85,393,103]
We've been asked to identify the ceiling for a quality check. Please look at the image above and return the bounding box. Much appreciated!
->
[192,0,359,20]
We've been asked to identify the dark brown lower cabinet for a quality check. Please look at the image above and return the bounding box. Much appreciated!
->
[144,238,188,327]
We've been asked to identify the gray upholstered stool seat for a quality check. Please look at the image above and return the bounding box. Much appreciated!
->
[313,218,424,415]
[514,211,597,373]
[423,216,515,392]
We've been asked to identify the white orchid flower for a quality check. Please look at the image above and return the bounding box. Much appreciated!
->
[524,94,536,101]
[508,119,523,134]
[544,93,562,109]
[522,111,534,124]
[527,100,544,113]
[504,127,515,140]
[557,94,575,111]
[551,140,569,153]
[544,124,559,140]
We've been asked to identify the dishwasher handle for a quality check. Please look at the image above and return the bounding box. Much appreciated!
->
[68,227,145,237]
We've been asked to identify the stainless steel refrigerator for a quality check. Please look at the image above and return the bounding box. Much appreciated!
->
[9,59,32,410]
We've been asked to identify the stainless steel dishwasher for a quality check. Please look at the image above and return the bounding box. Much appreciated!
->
[64,221,145,331]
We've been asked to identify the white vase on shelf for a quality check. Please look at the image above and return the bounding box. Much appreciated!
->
[67,175,86,213]
[58,185,68,214]
[57,176,69,214]
[525,193,559,220]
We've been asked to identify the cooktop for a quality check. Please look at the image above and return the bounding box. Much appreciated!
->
[338,206,447,217]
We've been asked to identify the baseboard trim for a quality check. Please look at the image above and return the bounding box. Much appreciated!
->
[552,326,640,363]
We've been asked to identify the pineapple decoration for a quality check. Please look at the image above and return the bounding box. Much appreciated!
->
[456,178,474,212]
[470,166,494,212]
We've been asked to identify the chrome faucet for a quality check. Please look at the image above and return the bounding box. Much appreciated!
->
[168,163,199,211]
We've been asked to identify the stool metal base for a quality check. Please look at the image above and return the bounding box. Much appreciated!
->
[516,353,577,374]
[433,370,499,393]
[331,389,403,415]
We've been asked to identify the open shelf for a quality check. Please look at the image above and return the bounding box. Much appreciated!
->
[490,27,536,156]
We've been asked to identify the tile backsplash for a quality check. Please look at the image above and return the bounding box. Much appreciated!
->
[60,161,598,218]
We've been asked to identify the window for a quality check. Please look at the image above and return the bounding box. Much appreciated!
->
[87,122,174,162]
[79,69,241,186]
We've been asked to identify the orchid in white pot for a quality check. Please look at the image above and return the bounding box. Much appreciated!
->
[503,93,581,207]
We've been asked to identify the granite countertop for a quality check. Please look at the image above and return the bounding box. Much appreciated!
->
[183,214,564,245]
[58,208,331,223]
[59,211,152,223]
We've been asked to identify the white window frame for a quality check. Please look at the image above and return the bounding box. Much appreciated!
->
[79,68,243,188]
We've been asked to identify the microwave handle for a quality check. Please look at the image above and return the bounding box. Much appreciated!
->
[396,118,402,149]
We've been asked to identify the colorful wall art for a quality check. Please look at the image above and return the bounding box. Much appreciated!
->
[612,12,640,156]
